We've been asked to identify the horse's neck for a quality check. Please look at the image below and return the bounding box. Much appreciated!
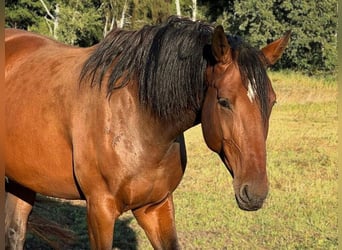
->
[135,111,198,144]
[112,83,199,144]
[77,83,197,152]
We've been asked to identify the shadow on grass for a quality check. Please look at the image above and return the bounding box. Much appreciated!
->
[25,196,138,250]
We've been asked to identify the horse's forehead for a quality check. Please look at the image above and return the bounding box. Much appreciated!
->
[213,64,244,93]
[215,69,272,107]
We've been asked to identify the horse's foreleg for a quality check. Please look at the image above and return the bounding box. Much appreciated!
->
[132,194,179,250]
[5,182,36,250]
[86,194,118,250]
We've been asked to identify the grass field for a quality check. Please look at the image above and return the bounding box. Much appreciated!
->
[26,71,337,249]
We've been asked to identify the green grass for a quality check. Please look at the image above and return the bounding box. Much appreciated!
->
[26,71,337,249]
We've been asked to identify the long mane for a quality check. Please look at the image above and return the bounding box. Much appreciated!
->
[80,16,270,121]
[80,16,213,120]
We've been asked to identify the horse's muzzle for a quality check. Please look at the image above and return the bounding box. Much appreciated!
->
[235,184,268,211]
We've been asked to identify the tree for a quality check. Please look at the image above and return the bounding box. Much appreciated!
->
[192,0,196,20]
[175,0,181,16]
[6,0,103,46]
[198,0,234,23]
[224,0,282,47]
[214,0,337,73]
[55,0,102,45]
[273,0,337,72]
[5,0,46,29]
[5,0,337,72]
[38,0,59,39]
[130,0,171,29]
[101,0,130,37]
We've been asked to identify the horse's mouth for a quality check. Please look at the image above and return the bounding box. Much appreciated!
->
[235,194,263,211]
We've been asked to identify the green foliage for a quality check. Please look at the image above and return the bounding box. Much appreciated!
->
[56,0,103,46]
[5,0,337,73]
[130,0,172,29]
[273,0,337,73]
[226,0,282,47]
[6,0,102,46]
[215,0,337,73]
[5,0,45,29]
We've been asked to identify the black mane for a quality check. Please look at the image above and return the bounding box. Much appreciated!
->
[80,16,213,120]
[80,16,270,121]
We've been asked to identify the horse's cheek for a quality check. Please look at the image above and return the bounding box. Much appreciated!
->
[201,89,222,153]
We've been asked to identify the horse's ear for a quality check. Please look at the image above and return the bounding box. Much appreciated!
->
[261,30,291,66]
[212,25,232,64]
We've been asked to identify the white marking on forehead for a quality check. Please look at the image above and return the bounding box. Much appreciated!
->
[247,80,256,103]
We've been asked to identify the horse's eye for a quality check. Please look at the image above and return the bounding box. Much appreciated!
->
[218,97,231,109]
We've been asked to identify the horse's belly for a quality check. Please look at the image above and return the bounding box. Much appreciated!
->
[5,47,83,199]
[5,87,80,198]
[5,135,81,198]
[5,102,79,198]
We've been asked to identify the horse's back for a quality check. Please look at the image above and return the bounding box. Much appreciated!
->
[5,28,51,49]
[5,29,68,66]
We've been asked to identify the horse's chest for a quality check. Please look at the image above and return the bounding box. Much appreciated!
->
[120,142,185,210]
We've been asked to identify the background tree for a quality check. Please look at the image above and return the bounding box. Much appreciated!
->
[198,0,234,23]
[102,0,130,36]
[130,0,171,29]
[5,0,337,73]
[175,0,181,16]
[56,0,102,46]
[224,0,282,46]
[272,0,337,72]
[38,0,59,39]
[5,0,46,29]
[213,0,337,73]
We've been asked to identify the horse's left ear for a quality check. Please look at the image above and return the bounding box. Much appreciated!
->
[261,30,291,66]
[212,25,232,64]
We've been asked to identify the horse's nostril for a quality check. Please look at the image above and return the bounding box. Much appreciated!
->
[240,184,250,203]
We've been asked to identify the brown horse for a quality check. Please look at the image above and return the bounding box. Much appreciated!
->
[5,16,290,249]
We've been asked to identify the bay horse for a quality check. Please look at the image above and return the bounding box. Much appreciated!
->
[5,16,290,249]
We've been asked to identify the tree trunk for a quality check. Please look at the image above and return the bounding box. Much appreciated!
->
[39,0,59,39]
[192,0,197,21]
[175,0,181,16]
[118,0,128,28]
[53,4,59,39]
[103,0,117,37]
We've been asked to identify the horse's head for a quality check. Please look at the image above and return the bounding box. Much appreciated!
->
[201,26,290,211]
